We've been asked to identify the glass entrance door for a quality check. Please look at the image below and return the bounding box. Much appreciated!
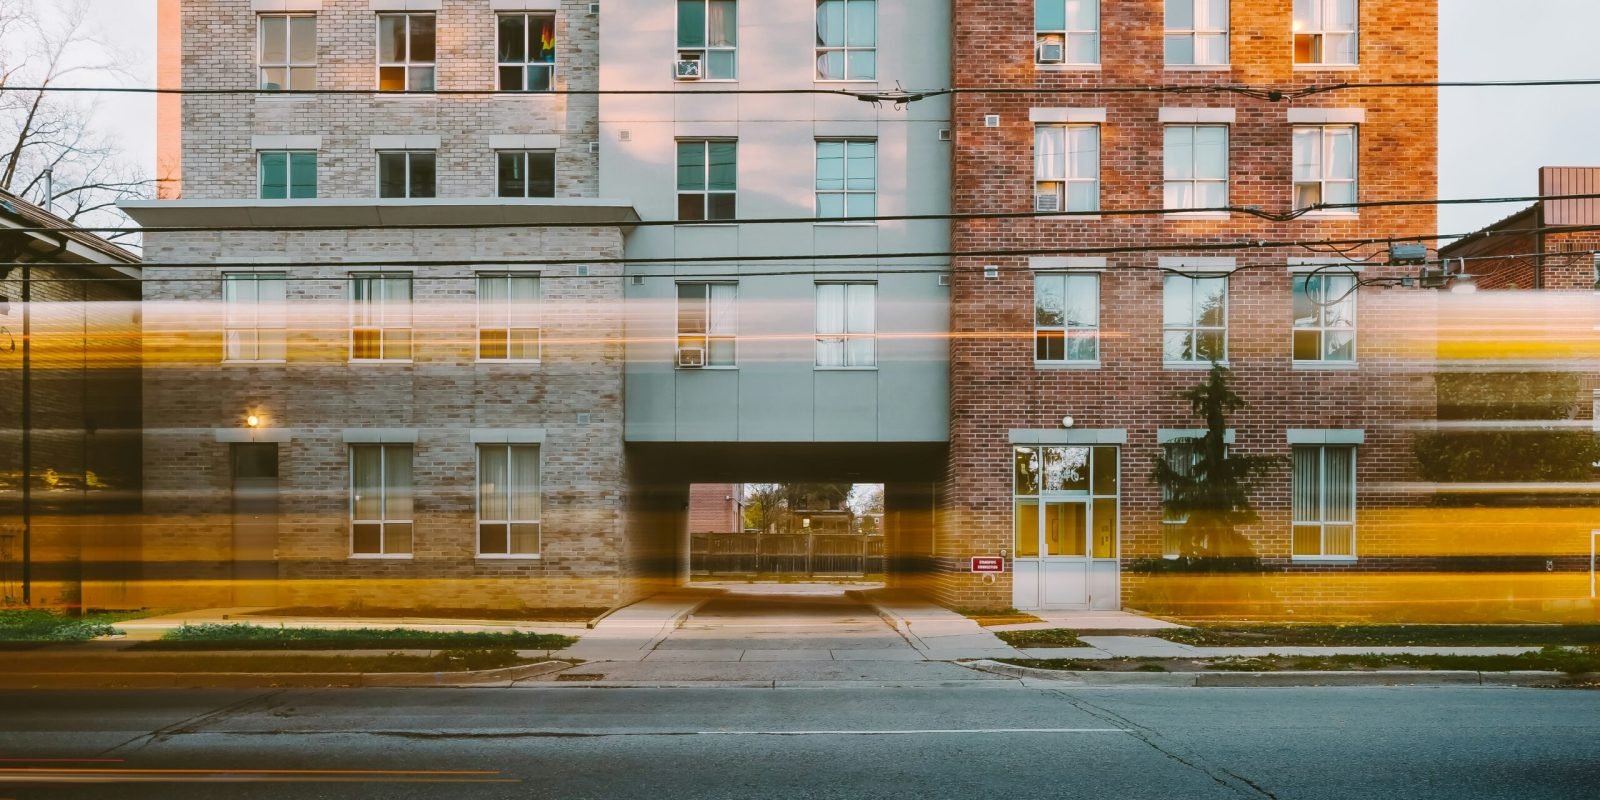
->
[1012,445,1120,610]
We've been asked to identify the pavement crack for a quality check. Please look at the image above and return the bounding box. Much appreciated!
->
[96,690,288,756]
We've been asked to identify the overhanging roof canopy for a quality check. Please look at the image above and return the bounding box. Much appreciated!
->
[119,198,642,232]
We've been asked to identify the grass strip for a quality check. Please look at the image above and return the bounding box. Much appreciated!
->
[1155,623,1600,648]
[949,606,1047,627]
[994,628,1087,648]
[250,606,604,623]
[5,648,532,674]
[1001,646,1600,675]
[0,610,144,642]
[130,623,575,651]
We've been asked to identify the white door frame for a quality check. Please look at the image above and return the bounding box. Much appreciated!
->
[1591,530,1598,599]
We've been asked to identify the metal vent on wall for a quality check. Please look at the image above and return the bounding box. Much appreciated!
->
[937,274,951,286]
[588,2,599,14]
[938,129,952,141]
[984,114,1000,128]
[630,275,645,286]
[577,265,591,277]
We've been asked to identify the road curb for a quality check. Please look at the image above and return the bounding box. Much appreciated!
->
[961,660,1600,688]
[0,660,575,690]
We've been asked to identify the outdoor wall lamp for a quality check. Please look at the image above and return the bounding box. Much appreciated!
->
[246,414,261,428]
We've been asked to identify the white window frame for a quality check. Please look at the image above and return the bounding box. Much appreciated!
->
[1293,125,1358,212]
[1165,0,1229,67]
[1292,273,1358,364]
[1591,254,1600,293]
[376,150,436,199]
[815,139,877,221]
[1293,0,1358,66]
[677,0,738,80]
[1163,273,1229,366]
[258,13,317,91]
[476,444,542,559]
[816,282,876,369]
[1011,445,1121,561]
[376,12,436,91]
[1163,125,1229,211]
[815,0,876,82]
[1291,444,1357,561]
[222,272,288,364]
[495,149,556,199]
[350,443,414,559]
[258,150,317,200]
[349,272,414,362]
[1034,0,1100,66]
[496,12,557,92]
[477,273,541,363]
[1159,438,1203,558]
[1033,272,1100,366]
[1034,124,1100,212]
[676,139,737,221]
[676,281,738,368]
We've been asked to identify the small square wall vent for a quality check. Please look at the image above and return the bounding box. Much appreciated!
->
[588,3,600,15]
[938,128,952,141]
[589,141,600,154]
[577,413,593,425]
[630,275,645,286]
[984,265,1000,279]
[577,265,591,277]
[984,114,1000,128]
[618,130,631,142]
[937,274,951,286]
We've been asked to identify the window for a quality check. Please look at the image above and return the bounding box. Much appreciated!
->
[1292,445,1356,559]
[222,273,287,362]
[378,150,436,198]
[478,445,540,557]
[1034,272,1099,363]
[497,13,556,91]
[478,274,540,361]
[377,12,436,91]
[816,140,876,219]
[1293,0,1357,65]
[258,14,316,90]
[1012,446,1119,560]
[1165,0,1228,66]
[259,151,317,199]
[678,0,737,80]
[1164,126,1228,210]
[350,273,413,361]
[816,282,875,368]
[1293,273,1356,362]
[1034,0,1099,65]
[1163,273,1228,364]
[1034,125,1100,212]
[351,444,413,557]
[497,150,555,198]
[1293,126,1357,210]
[677,140,736,221]
[677,282,737,368]
[816,0,875,80]
[1159,439,1201,558]
[1592,254,1599,292]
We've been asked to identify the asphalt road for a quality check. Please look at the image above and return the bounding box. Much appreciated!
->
[2,685,1598,799]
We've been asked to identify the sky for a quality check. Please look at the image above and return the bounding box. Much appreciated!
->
[64,0,1600,237]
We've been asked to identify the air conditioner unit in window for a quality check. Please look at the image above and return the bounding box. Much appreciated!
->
[674,58,703,80]
[677,346,706,368]
[1037,41,1065,64]
[1034,190,1062,213]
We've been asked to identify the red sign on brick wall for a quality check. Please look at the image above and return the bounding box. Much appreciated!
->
[971,557,1006,573]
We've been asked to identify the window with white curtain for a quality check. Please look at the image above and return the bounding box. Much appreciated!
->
[376,12,435,90]
[678,0,737,79]
[478,274,540,361]
[223,272,287,362]
[258,14,316,91]
[478,445,540,557]
[1293,0,1357,65]
[1163,125,1229,209]
[816,140,876,219]
[1033,124,1099,212]
[677,282,737,367]
[350,273,413,361]
[1034,272,1099,364]
[1293,125,1357,210]
[1292,445,1356,559]
[1034,0,1099,65]
[1165,0,1228,66]
[816,282,876,368]
[351,444,414,556]
[816,0,875,80]
[1163,273,1228,364]
[1292,273,1356,362]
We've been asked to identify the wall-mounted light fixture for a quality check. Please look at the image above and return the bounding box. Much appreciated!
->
[246,414,261,428]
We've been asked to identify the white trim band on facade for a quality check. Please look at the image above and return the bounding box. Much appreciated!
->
[469,429,548,444]
[252,0,323,11]
[370,135,442,150]
[1030,256,1108,271]
[251,135,323,151]
[815,122,879,138]
[1010,429,1128,445]
[1159,256,1237,273]
[1286,108,1367,124]
[343,429,420,444]
[488,134,562,150]
[1029,108,1108,124]
[1158,107,1237,124]
[489,0,560,10]
[1287,429,1366,445]
[1158,428,1237,445]
[370,0,441,11]
[214,429,295,443]
[675,123,739,139]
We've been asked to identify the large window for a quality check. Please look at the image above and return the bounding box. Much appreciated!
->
[377,12,436,91]
[351,444,413,557]
[350,273,413,361]
[1159,439,1201,558]
[259,151,317,199]
[1034,0,1099,65]
[1292,126,1357,210]
[1165,0,1228,66]
[1292,445,1356,559]
[1034,272,1099,364]
[478,445,541,557]
[1163,126,1228,209]
[222,273,287,362]
[378,150,436,198]
[497,150,556,198]
[258,14,316,91]
[816,0,875,80]
[1012,446,1119,560]
[816,282,875,368]
[1293,273,1356,362]
[1293,0,1357,65]
[478,274,540,361]
[678,0,737,80]
[1034,125,1100,212]
[1163,273,1228,364]
[497,13,556,91]
[676,282,737,368]
[816,140,876,219]
[677,141,736,221]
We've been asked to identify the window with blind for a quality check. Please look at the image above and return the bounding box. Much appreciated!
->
[677,282,737,368]
[1034,272,1099,364]
[478,445,541,557]
[350,273,413,361]
[223,273,287,362]
[1033,124,1100,212]
[258,13,316,91]
[1292,125,1357,210]
[1292,445,1356,559]
[1293,0,1357,66]
[678,0,737,79]
[477,274,540,361]
[816,282,875,368]
[1159,439,1201,558]
[1163,125,1228,210]
[351,444,414,556]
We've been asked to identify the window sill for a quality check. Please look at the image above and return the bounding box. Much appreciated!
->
[1293,63,1360,71]
[1298,210,1361,219]
[222,359,287,365]
[1165,361,1228,370]
[1164,64,1232,71]
[1035,361,1101,370]
[814,221,878,227]
[1039,214,1102,221]
[1035,63,1102,71]
[255,92,316,102]
[1291,555,1358,564]
[678,222,739,227]
[349,359,415,365]
[477,359,543,365]
[815,366,879,372]
[371,91,437,99]
[1164,211,1231,220]
[350,553,415,560]
[476,554,543,561]
[677,366,738,371]
[1293,360,1359,371]
[814,79,879,85]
